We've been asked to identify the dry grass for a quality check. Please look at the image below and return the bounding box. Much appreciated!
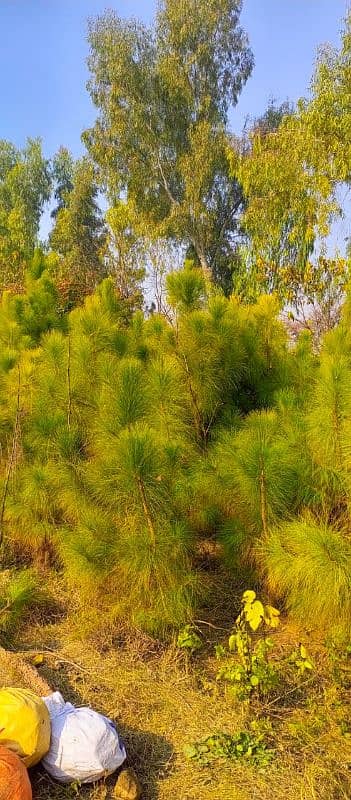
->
[1,608,348,800]
[0,646,50,694]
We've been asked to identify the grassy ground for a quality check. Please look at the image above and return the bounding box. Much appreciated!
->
[3,599,350,800]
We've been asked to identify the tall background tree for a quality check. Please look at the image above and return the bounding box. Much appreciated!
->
[83,0,253,294]
[51,146,74,220]
[232,14,351,332]
[49,156,107,303]
[0,138,51,288]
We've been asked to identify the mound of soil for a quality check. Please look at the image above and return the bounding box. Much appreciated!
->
[0,647,51,695]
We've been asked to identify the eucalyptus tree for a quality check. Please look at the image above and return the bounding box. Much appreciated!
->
[0,138,51,287]
[83,0,253,293]
[51,147,74,220]
[234,13,351,315]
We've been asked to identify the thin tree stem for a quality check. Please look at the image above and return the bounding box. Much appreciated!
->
[260,463,268,536]
[138,477,156,548]
[180,353,206,443]
[67,335,72,431]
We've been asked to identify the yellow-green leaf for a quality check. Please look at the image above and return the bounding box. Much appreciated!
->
[32,654,44,666]
[264,604,280,628]
[242,590,256,604]
[246,600,264,631]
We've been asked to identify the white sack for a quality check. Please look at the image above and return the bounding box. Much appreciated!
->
[41,691,126,784]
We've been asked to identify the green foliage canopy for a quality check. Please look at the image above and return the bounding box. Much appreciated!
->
[0,139,51,287]
[83,0,253,292]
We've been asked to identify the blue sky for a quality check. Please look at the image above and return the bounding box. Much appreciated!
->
[0,0,349,158]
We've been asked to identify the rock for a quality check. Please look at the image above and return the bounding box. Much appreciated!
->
[114,766,142,800]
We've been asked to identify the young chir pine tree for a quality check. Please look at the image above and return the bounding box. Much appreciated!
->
[263,318,351,639]
[85,271,269,631]
[80,344,203,634]
[5,329,79,569]
[11,249,65,344]
[6,280,131,573]
[165,265,246,446]
[265,515,351,640]
[307,325,351,518]
[211,409,302,570]
[3,262,351,641]
[8,275,200,633]
[0,249,67,563]
[0,569,38,642]
[174,280,298,538]
[0,287,39,557]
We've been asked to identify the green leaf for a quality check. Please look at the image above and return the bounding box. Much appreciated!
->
[184,744,197,759]
[215,644,226,660]
[177,625,202,651]
[32,653,44,666]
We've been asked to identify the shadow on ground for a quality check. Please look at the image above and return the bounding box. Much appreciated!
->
[30,663,174,800]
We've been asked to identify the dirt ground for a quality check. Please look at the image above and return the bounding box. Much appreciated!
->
[1,613,350,800]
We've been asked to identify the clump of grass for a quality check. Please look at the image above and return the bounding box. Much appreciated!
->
[0,568,38,640]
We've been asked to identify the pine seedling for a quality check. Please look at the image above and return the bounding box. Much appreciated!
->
[0,569,38,639]
[213,410,301,545]
[237,294,290,410]
[264,515,351,638]
[84,421,202,633]
[171,292,245,443]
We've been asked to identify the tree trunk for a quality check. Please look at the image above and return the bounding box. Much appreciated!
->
[259,463,268,537]
[138,477,156,549]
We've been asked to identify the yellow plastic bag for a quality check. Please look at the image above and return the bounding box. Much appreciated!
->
[0,687,50,767]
